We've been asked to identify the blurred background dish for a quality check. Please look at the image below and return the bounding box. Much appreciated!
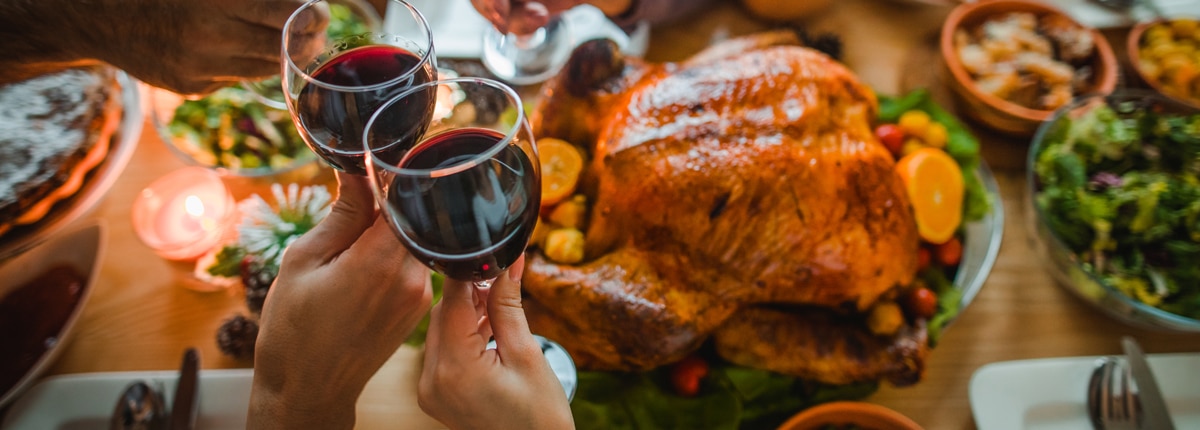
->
[1027,90,1200,332]
[145,85,317,178]
[1127,17,1200,109]
[777,401,922,430]
[940,0,1118,136]
[0,223,105,408]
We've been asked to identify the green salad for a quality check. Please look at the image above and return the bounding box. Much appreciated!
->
[1034,101,1200,319]
[166,88,311,172]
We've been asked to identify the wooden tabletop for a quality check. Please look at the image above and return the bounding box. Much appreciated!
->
[19,0,1200,429]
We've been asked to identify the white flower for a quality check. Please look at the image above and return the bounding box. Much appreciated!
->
[234,183,332,268]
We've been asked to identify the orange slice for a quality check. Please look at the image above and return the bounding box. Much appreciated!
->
[537,137,584,206]
[895,148,964,245]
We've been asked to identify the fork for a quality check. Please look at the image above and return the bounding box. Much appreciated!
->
[1088,356,1142,430]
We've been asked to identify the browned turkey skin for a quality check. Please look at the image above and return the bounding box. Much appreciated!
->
[525,32,927,386]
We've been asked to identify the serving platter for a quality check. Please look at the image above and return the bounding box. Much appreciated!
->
[0,72,141,261]
[0,223,105,408]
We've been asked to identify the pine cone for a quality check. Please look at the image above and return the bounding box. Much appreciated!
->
[240,257,276,315]
[216,314,259,360]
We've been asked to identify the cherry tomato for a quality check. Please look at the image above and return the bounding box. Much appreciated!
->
[905,286,938,319]
[936,237,963,267]
[918,247,932,272]
[670,356,710,397]
[875,124,905,157]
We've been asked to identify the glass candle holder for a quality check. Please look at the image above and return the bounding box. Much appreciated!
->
[132,167,236,261]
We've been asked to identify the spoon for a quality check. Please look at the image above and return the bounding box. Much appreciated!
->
[109,381,168,430]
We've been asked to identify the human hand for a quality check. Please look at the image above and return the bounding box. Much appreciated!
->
[417,257,574,430]
[248,172,433,430]
[471,0,630,35]
[78,0,327,94]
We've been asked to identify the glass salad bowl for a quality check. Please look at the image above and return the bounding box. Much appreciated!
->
[1027,90,1200,332]
[146,85,317,178]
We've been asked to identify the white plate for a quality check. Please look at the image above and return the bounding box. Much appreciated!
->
[0,224,105,408]
[970,353,1200,429]
[1,369,254,430]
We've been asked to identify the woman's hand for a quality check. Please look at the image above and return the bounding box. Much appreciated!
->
[248,172,433,430]
[417,257,575,430]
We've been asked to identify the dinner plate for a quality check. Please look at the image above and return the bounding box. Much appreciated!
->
[0,71,141,261]
[0,223,105,408]
[970,353,1200,429]
[0,369,254,429]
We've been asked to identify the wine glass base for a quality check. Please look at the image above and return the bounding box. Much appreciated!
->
[481,18,573,86]
[487,335,577,402]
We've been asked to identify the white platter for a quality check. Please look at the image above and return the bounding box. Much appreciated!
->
[1,369,254,430]
[970,353,1200,429]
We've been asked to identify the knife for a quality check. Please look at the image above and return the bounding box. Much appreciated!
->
[169,348,200,430]
[1121,336,1175,430]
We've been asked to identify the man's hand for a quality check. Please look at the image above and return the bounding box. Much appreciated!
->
[471,0,630,35]
[248,173,432,430]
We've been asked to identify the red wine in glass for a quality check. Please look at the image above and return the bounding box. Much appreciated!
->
[295,45,435,174]
[386,128,540,281]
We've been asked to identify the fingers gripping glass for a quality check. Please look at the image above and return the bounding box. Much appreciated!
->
[242,0,384,110]
[282,0,436,175]
[363,78,541,289]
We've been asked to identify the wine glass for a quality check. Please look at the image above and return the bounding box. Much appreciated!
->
[282,0,437,175]
[363,78,540,288]
[480,15,574,85]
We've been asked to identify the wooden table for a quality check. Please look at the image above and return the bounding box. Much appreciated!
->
[24,1,1200,428]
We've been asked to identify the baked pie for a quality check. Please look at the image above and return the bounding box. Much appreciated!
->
[0,66,121,237]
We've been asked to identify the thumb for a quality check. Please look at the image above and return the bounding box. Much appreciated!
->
[288,172,377,263]
[486,255,537,354]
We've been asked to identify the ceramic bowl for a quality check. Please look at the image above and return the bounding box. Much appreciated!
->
[1126,17,1200,110]
[778,401,923,430]
[940,0,1118,136]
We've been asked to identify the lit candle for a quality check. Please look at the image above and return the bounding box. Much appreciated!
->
[132,167,235,261]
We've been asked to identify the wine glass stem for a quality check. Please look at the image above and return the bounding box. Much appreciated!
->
[473,277,495,291]
[511,26,547,50]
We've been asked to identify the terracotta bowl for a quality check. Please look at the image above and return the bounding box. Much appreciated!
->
[778,401,923,430]
[939,0,1118,136]
[1126,18,1200,110]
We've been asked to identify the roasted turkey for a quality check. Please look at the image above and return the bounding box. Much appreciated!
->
[524,32,928,386]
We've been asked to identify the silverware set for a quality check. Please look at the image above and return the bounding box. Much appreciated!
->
[1087,337,1176,430]
[109,348,199,430]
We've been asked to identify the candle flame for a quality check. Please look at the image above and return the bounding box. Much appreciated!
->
[184,195,205,217]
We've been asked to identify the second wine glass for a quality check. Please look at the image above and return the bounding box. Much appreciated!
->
[363,78,541,286]
[282,0,436,175]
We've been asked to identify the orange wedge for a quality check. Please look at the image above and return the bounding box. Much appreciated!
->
[537,137,584,206]
[894,148,963,245]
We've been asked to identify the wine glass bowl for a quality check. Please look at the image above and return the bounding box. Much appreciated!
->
[364,78,541,284]
[481,16,574,86]
[282,0,436,175]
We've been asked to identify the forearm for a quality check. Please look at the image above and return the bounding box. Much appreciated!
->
[0,0,96,82]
